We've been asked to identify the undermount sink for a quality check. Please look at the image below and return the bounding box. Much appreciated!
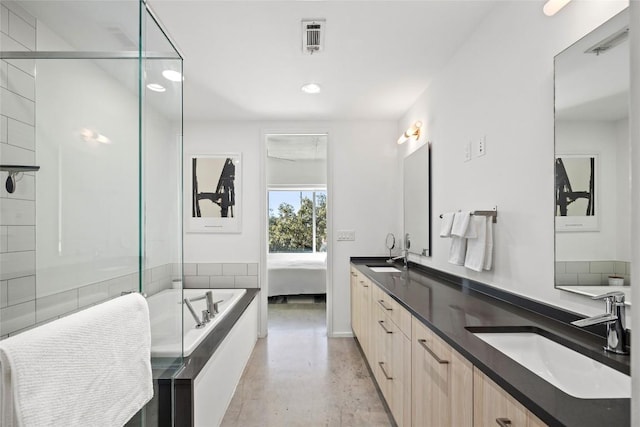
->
[368,266,401,273]
[472,332,630,399]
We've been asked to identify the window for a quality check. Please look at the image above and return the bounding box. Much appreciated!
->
[268,189,326,253]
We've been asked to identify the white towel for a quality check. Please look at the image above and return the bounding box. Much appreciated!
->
[439,212,455,237]
[448,236,467,265]
[0,293,153,427]
[483,217,494,270]
[451,211,477,238]
[465,216,488,272]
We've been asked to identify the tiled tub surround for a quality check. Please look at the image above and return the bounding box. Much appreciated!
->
[0,3,37,338]
[0,263,176,338]
[555,260,631,286]
[352,257,630,427]
[183,262,259,289]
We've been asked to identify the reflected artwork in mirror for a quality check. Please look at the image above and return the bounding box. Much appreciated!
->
[554,9,630,302]
[403,143,431,257]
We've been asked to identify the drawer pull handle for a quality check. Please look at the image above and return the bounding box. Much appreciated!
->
[418,339,449,364]
[495,418,511,427]
[378,299,393,311]
[359,280,368,288]
[378,320,393,334]
[378,362,393,380]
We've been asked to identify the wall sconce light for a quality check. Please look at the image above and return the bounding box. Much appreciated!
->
[397,121,422,144]
[543,0,572,16]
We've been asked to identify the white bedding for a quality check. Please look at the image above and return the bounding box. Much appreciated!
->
[267,253,327,297]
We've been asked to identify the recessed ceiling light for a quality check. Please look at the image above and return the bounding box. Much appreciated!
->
[162,70,183,82]
[146,83,166,92]
[301,83,321,94]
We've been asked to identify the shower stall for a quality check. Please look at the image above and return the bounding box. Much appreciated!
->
[1,0,184,424]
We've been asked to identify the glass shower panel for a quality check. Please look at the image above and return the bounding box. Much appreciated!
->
[35,57,140,303]
[141,3,184,366]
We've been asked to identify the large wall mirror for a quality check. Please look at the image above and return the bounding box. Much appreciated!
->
[554,9,630,301]
[404,143,431,257]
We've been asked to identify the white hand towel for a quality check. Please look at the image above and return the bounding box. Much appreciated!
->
[448,236,467,265]
[439,212,455,237]
[0,293,153,427]
[483,217,494,270]
[451,211,477,238]
[464,216,488,272]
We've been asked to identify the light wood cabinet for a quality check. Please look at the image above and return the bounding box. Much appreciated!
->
[371,292,411,427]
[350,265,548,427]
[412,317,473,427]
[350,268,372,360]
[474,368,546,427]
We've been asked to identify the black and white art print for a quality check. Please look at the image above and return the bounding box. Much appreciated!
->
[555,153,598,232]
[187,154,241,233]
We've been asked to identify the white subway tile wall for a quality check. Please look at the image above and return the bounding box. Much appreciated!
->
[0,3,36,335]
[555,261,631,286]
[184,263,259,290]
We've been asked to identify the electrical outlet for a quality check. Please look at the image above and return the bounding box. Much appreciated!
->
[464,141,472,162]
[336,230,355,241]
[478,136,486,157]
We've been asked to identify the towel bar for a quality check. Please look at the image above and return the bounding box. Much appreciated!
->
[439,208,498,223]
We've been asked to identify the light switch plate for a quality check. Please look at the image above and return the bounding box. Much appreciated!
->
[336,230,355,241]
[477,136,486,157]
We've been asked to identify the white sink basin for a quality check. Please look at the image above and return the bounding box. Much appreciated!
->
[473,332,630,399]
[368,266,401,273]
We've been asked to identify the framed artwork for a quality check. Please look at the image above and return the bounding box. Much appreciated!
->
[555,153,598,232]
[187,153,241,233]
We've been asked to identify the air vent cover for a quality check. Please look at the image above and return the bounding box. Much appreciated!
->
[302,20,325,55]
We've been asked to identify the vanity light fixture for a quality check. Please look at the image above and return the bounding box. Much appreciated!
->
[301,83,321,94]
[543,0,572,16]
[162,69,183,82]
[397,121,422,144]
[146,83,166,92]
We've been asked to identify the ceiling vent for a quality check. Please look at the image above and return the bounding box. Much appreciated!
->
[302,20,325,55]
[585,26,629,55]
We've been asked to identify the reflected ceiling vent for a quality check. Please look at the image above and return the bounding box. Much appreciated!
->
[585,27,629,55]
[302,20,325,55]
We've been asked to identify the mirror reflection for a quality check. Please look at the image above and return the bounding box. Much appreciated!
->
[404,144,431,257]
[554,9,630,301]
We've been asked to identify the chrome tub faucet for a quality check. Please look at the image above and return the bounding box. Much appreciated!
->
[571,291,628,355]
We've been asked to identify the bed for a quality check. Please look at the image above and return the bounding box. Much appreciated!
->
[267,252,327,297]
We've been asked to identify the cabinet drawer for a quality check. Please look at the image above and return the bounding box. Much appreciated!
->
[474,368,547,427]
[372,284,412,337]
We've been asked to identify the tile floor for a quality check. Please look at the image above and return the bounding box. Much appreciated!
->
[221,301,392,427]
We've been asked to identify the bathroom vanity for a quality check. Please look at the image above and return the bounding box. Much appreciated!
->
[350,259,630,427]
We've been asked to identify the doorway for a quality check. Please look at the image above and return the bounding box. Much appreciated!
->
[263,134,329,335]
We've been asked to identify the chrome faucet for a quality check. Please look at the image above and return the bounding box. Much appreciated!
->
[571,291,628,355]
[389,249,408,269]
[184,291,224,328]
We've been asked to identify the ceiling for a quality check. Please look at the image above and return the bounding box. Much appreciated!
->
[148,0,498,121]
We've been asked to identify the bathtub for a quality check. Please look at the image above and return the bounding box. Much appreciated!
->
[147,288,247,357]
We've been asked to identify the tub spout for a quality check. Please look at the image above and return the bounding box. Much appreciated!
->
[184,298,205,328]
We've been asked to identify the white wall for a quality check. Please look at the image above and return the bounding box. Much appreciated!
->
[397,0,628,317]
[184,120,399,336]
[555,119,629,261]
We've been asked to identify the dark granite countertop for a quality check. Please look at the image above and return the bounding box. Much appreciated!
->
[351,257,630,427]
